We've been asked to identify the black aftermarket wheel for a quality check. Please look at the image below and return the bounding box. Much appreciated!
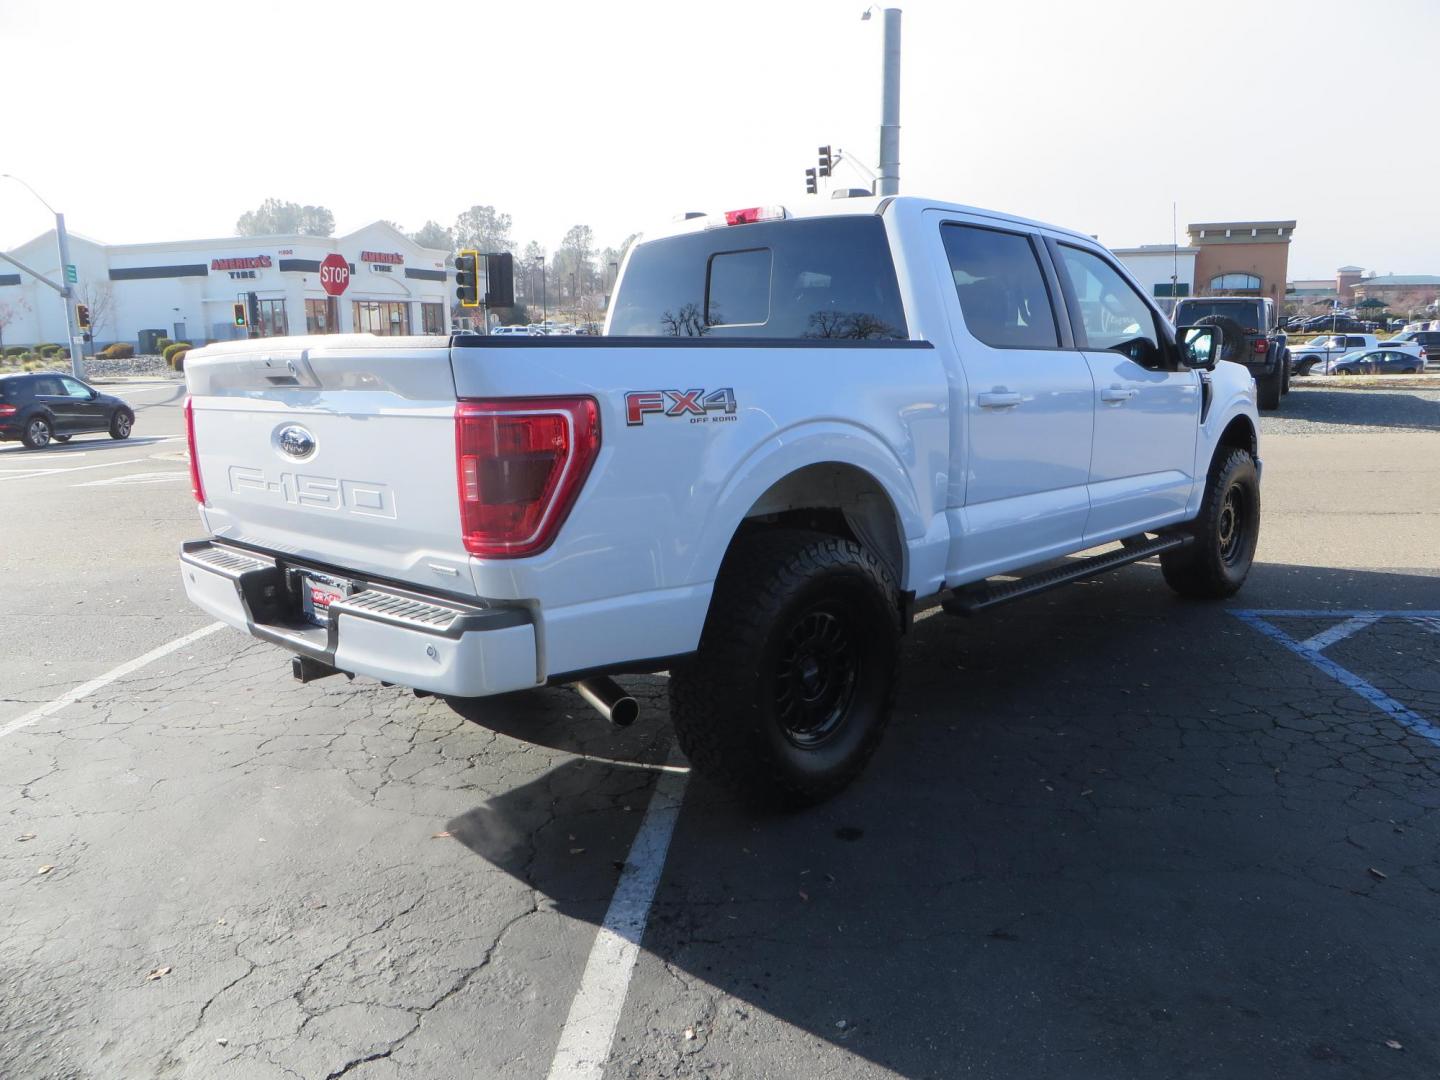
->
[1161,448,1260,599]
[668,528,901,806]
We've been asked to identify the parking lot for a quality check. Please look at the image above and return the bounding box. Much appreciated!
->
[2,380,1438,1079]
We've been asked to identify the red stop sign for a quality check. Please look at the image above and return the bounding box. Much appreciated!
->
[319,253,350,296]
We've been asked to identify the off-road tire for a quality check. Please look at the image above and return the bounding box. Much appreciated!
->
[1161,448,1259,600]
[1257,370,1282,410]
[1280,355,1291,395]
[21,416,52,449]
[668,528,901,806]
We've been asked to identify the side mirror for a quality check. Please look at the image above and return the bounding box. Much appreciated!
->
[1177,324,1219,369]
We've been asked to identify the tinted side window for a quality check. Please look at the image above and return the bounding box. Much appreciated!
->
[1056,245,1160,356]
[940,225,1059,349]
[610,216,908,340]
[31,376,63,396]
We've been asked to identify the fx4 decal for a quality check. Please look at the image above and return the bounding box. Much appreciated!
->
[625,388,738,426]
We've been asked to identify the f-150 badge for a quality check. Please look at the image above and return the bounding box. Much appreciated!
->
[625,388,738,426]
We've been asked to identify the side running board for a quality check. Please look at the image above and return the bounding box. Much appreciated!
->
[941,534,1191,616]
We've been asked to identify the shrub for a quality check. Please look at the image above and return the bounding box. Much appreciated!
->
[162,341,191,366]
[3,346,26,357]
[102,342,135,360]
[155,337,173,355]
[170,349,189,372]
[33,342,60,354]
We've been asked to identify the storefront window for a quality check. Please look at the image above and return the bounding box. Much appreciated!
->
[257,299,288,337]
[421,302,445,335]
[352,300,411,336]
[305,297,338,334]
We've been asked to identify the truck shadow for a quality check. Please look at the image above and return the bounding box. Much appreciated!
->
[445,561,1440,1078]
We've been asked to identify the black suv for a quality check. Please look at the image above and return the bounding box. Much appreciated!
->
[1172,296,1290,410]
[0,373,135,449]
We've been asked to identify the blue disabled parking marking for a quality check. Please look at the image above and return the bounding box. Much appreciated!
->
[1232,610,1440,750]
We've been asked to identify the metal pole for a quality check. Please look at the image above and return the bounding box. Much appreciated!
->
[541,260,547,322]
[877,7,902,196]
[54,213,85,379]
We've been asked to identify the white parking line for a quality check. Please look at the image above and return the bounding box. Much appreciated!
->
[72,470,186,488]
[546,752,689,1080]
[0,457,144,481]
[0,622,225,741]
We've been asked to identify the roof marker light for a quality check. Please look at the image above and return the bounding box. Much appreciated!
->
[719,206,788,227]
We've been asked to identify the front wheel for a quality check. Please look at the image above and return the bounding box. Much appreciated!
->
[21,416,52,449]
[1161,448,1260,600]
[109,410,133,439]
[668,529,901,806]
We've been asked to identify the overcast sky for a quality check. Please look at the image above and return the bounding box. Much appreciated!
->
[3,0,1435,278]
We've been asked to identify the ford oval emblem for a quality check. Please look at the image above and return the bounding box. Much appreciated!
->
[276,424,316,460]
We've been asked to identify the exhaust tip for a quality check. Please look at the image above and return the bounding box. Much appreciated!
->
[575,677,640,727]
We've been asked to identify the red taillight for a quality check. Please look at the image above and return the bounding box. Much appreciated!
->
[0,403,16,417]
[455,397,600,559]
[1253,338,1268,354]
[184,397,206,505]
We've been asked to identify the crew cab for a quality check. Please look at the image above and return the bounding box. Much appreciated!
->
[179,196,1261,804]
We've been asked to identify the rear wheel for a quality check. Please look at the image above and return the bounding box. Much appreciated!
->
[1257,371,1282,410]
[668,529,901,806]
[1161,448,1259,600]
[21,416,52,449]
[109,409,133,439]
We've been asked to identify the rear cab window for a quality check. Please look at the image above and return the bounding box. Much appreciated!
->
[1172,300,1265,332]
[610,216,908,340]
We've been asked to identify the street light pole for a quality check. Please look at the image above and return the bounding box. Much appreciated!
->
[877,7,902,196]
[2,175,85,378]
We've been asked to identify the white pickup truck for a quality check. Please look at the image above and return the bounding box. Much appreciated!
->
[180,195,1261,803]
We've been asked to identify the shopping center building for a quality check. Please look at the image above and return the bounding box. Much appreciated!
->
[0,222,452,350]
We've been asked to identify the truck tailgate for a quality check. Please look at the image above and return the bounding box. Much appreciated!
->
[185,335,477,596]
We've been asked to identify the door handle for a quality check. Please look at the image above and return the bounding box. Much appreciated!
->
[1100,386,1138,403]
[977,391,1023,409]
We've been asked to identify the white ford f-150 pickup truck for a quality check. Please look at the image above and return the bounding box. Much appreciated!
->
[180,195,1260,803]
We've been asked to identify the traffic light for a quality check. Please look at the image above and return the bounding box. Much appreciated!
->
[455,250,480,308]
[246,292,261,337]
[818,146,833,178]
[76,304,91,330]
[232,301,247,328]
[484,253,514,308]
[805,168,818,195]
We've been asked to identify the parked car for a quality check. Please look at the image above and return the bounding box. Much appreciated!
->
[179,195,1260,804]
[1171,296,1289,408]
[488,325,536,336]
[1320,347,1425,375]
[0,372,135,449]
[1381,330,1440,370]
[1290,333,1380,375]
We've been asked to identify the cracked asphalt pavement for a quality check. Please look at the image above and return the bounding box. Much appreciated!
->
[2,382,1438,1079]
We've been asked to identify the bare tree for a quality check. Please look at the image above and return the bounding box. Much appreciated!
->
[0,296,30,354]
[74,281,115,348]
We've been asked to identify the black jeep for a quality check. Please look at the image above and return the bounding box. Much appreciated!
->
[1172,296,1289,410]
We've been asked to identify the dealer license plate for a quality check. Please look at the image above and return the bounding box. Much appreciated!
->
[300,573,350,625]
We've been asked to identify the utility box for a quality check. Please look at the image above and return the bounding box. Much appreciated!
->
[138,328,167,355]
